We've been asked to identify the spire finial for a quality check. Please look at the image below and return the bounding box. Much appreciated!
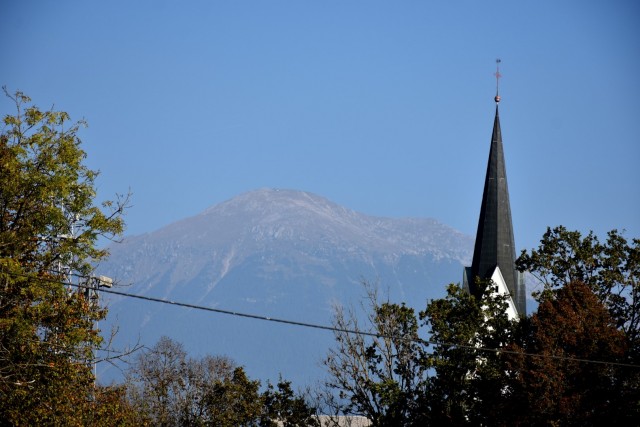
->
[494,58,502,103]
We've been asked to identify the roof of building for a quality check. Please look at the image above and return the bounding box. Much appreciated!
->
[469,102,526,316]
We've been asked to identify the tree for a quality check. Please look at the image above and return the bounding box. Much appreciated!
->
[323,285,429,426]
[126,336,318,426]
[125,336,242,426]
[0,89,128,424]
[419,228,640,426]
[205,366,264,426]
[423,278,637,426]
[419,280,519,426]
[323,227,640,425]
[502,281,630,426]
[515,227,640,424]
[516,226,640,352]
[180,353,238,425]
[322,281,519,426]
[125,336,193,426]
[86,384,145,426]
[262,378,319,427]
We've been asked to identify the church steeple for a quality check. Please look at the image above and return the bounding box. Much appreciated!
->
[463,61,526,318]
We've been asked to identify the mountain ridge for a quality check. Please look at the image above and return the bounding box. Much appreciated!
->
[97,188,473,386]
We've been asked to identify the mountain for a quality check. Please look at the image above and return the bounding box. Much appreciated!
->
[96,188,473,387]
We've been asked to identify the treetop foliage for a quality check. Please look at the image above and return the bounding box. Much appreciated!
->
[125,336,318,427]
[1,88,130,425]
[1,88,127,276]
[517,226,640,354]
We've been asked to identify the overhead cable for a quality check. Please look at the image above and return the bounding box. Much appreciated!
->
[5,270,640,369]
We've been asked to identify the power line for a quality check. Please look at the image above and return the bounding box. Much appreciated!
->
[5,270,640,369]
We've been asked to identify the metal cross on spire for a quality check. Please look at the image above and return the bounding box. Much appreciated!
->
[494,58,502,103]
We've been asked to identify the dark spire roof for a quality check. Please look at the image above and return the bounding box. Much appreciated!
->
[469,103,525,316]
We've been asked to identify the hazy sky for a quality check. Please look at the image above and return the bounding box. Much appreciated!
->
[2,1,639,254]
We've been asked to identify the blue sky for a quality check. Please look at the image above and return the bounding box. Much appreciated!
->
[2,0,639,255]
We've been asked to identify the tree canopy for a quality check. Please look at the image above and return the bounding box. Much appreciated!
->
[517,226,640,358]
[0,89,129,425]
[324,227,640,426]
[125,336,318,427]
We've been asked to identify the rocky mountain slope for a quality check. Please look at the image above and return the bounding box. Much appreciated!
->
[97,188,473,386]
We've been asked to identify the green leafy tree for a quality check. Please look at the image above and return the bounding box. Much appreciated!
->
[323,285,428,426]
[516,226,640,351]
[204,367,263,426]
[419,280,518,426]
[0,89,128,424]
[261,379,319,427]
[322,280,517,426]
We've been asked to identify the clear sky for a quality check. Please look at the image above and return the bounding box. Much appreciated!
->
[2,1,639,255]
